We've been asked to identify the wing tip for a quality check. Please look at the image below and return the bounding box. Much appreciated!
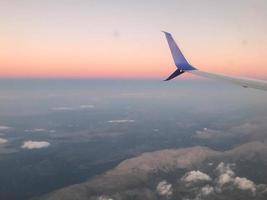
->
[161,31,171,36]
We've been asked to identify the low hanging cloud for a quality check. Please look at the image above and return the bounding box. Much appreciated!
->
[52,107,75,111]
[0,138,8,144]
[195,128,222,139]
[52,105,95,111]
[194,185,215,199]
[97,196,113,200]
[25,129,56,134]
[21,140,50,149]
[79,105,95,109]
[0,126,11,131]
[156,180,173,197]
[108,120,135,123]
[181,170,212,183]
[25,128,46,133]
[200,185,214,196]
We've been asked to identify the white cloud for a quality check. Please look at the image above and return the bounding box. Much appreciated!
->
[182,170,212,183]
[52,107,75,111]
[200,185,214,196]
[97,196,113,200]
[108,120,135,123]
[216,162,257,194]
[216,162,235,187]
[156,180,173,197]
[0,126,10,131]
[0,138,8,144]
[25,128,46,133]
[21,141,50,149]
[52,105,95,111]
[216,162,235,176]
[25,129,57,134]
[234,177,256,194]
[217,173,234,186]
[79,105,95,109]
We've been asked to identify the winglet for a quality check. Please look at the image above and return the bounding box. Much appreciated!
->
[163,31,195,71]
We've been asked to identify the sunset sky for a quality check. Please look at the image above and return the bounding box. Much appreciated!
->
[1,0,267,79]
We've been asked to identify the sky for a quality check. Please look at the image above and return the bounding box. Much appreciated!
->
[0,0,267,79]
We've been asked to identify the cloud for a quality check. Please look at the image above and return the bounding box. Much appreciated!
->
[108,120,135,123]
[0,126,11,131]
[217,173,234,187]
[21,141,50,149]
[200,185,214,196]
[194,185,214,199]
[234,177,256,194]
[195,116,267,143]
[216,162,235,186]
[181,170,212,183]
[52,105,95,111]
[51,107,75,111]
[216,162,235,176]
[215,162,257,194]
[25,128,46,133]
[97,196,113,200]
[0,138,8,144]
[179,163,260,200]
[156,180,173,197]
[25,129,57,134]
[195,128,222,139]
[79,105,95,109]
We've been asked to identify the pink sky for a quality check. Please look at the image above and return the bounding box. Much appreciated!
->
[1,0,267,79]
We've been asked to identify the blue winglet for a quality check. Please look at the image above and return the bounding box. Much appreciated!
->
[163,31,195,71]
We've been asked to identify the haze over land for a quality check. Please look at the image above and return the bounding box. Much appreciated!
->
[0,79,266,200]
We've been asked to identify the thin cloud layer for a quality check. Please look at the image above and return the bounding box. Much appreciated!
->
[21,141,50,149]
[51,107,75,111]
[0,126,11,131]
[51,105,95,111]
[108,120,135,123]
[79,105,95,109]
[25,128,46,133]
[195,116,267,142]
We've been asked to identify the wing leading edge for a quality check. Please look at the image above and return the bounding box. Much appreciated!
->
[163,31,267,91]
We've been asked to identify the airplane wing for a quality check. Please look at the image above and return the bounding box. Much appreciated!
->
[163,31,267,91]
